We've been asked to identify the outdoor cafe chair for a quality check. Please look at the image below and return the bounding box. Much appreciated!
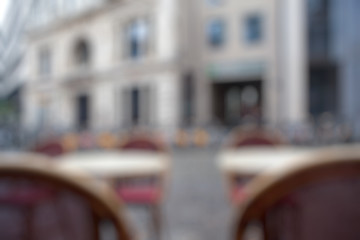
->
[234,146,360,240]
[0,156,132,240]
[33,139,65,157]
[223,126,286,205]
[225,126,285,149]
[116,132,169,237]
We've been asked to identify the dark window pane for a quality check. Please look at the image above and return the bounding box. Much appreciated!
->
[74,40,90,66]
[126,19,149,59]
[77,95,90,129]
[245,15,263,43]
[207,19,225,47]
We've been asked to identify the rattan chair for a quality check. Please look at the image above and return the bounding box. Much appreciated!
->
[225,126,285,149]
[223,126,285,205]
[33,140,65,157]
[234,146,360,240]
[117,131,169,238]
[0,156,132,240]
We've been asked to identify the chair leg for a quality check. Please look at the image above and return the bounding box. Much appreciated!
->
[150,205,162,240]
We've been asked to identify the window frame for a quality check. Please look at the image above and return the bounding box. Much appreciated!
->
[123,17,151,60]
[206,17,226,49]
[38,46,52,77]
[243,13,264,45]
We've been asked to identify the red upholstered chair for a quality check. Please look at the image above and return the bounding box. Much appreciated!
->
[33,140,65,157]
[224,127,285,206]
[114,177,162,205]
[0,157,132,240]
[227,126,284,148]
[119,134,167,152]
[117,132,168,237]
[234,147,360,240]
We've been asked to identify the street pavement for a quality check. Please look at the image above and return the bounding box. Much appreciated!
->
[126,147,233,240]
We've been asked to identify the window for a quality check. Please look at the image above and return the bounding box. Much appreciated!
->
[125,18,150,59]
[206,0,223,6]
[207,19,225,48]
[38,47,51,76]
[308,0,330,58]
[77,95,90,130]
[245,14,263,44]
[74,39,91,66]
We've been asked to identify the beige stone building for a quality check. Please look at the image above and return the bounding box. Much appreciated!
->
[186,0,308,127]
[22,0,309,137]
[23,0,181,136]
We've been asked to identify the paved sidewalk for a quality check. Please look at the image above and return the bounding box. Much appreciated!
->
[127,147,233,240]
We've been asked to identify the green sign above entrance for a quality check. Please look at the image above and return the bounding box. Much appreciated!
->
[207,60,266,82]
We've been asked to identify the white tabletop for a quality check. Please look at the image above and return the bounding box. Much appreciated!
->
[218,147,315,175]
[56,150,169,178]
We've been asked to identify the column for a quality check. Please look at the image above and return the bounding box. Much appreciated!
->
[279,0,308,124]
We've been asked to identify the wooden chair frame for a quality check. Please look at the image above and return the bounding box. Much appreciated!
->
[234,146,360,240]
[117,132,170,239]
[224,126,286,149]
[0,157,132,240]
[222,126,286,205]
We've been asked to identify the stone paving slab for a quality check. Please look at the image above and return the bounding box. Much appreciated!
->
[127,148,233,240]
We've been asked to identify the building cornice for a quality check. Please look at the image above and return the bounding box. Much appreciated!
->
[26,0,130,42]
[29,58,180,89]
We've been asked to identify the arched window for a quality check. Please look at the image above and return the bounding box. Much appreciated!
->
[74,39,91,66]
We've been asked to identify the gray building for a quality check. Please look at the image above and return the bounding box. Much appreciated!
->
[307,0,360,139]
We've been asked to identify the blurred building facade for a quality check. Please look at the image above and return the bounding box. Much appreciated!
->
[186,0,308,128]
[22,0,180,136]
[17,0,360,140]
[186,0,360,139]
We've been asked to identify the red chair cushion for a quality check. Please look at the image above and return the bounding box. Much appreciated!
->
[115,185,161,204]
[34,142,64,157]
[231,185,248,204]
[235,137,276,147]
[122,140,160,151]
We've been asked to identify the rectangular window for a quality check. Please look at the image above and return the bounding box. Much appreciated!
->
[207,18,225,48]
[206,0,224,7]
[124,18,150,59]
[77,95,90,130]
[308,0,330,58]
[244,14,263,44]
[182,73,194,125]
[38,47,51,76]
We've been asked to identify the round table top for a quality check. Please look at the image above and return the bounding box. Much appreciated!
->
[218,147,315,175]
[56,150,169,178]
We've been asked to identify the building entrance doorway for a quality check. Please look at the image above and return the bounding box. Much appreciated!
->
[212,80,262,126]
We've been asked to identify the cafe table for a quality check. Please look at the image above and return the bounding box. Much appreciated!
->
[55,150,170,179]
[55,150,170,238]
[218,146,317,177]
[219,144,360,205]
[218,146,318,204]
